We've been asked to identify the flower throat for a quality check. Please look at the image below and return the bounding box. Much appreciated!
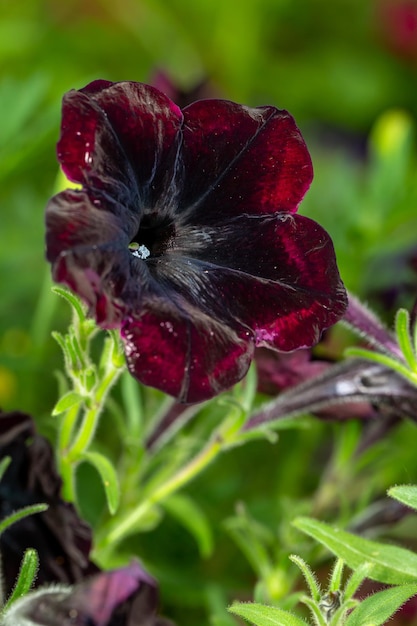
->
[129,217,176,260]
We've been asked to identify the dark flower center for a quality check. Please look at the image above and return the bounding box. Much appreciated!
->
[129,217,176,260]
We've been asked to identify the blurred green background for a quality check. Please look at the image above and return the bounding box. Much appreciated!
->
[2,1,417,623]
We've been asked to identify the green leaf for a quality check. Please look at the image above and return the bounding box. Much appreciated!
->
[3,548,39,612]
[345,346,417,387]
[388,484,417,511]
[0,504,48,536]
[328,558,345,593]
[52,390,83,416]
[0,456,11,481]
[344,583,417,626]
[51,286,86,323]
[294,517,417,584]
[395,308,417,371]
[80,451,120,514]
[224,507,274,580]
[162,493,214,558]
[289,555,321,601]
[228,602,307,626]
[344,563,374,601]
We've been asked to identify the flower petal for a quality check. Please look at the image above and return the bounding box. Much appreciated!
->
[255,347,330,395]
[5,561,174,626]
[46,80,347,403]
[122,305,254,403]
[0,411,98,597]
[50,243,137,327]
[45,189,134,263]
[58,89,136,204]
[59,80,184,219]
[178,99,313,224]
[153,213,347,352]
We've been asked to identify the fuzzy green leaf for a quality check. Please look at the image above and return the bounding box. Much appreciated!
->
[52,390,83,416]
[345,583,417,626]
[395,308,417,371]
[52,285,86,322]
[3,548,39,612]
[294,517,417,584]
[345,346,417,386]
[388,484,417,511]
[80,451,120,514]
[0,503,48,536]
[289,555,321,601]
[162,493,214,558]
[228,602,307,626]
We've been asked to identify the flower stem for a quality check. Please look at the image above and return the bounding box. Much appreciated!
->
[57,332,125,502]
[60,456,76,502]
[67,366,123,462]
[104,434,223,548]
[59,403,81,453]
[152,435,223,502]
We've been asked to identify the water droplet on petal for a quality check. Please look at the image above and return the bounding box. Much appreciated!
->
[160,321,174,332]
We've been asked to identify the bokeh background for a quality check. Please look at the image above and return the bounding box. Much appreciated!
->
[2,1,417,624]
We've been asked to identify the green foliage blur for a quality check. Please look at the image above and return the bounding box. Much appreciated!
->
[2,1,417,624]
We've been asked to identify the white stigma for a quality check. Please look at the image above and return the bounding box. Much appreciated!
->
[129,242,151,259]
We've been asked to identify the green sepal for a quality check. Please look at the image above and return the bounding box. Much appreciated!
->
[395,308,417,371]
[293,516,417,584]
[79,451,120,514]
[2,548,39,612]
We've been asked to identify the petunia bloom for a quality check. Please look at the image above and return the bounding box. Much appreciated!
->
[3,561,175,626]
[46,80,347,403]
[0,410,98,597]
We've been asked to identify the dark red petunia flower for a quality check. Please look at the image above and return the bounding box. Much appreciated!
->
[4,561,175,626]
[255,347,330,396]
[46,80,347,403]
[0,410,98,597]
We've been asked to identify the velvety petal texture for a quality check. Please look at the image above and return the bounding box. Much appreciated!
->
[46,80,347,403]
[4,561,174,626]
[0,411,98,597]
